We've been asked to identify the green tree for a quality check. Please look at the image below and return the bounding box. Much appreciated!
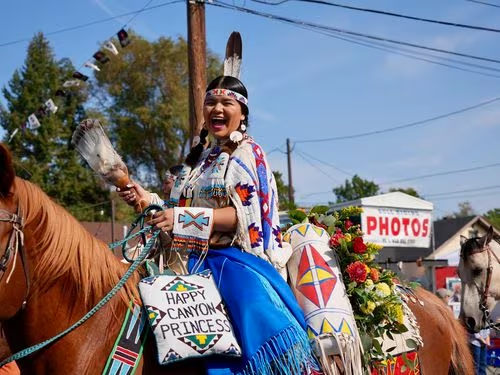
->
[91,32,222,190]
[388,187,421,198]
[333,174,380,203]
[454,201,475,217]
[0,33,109,220]
[484,208,500,230]
[273,171,295,210]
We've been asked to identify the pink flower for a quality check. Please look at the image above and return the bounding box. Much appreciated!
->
[329,228,345,248]
[344,219,353,230]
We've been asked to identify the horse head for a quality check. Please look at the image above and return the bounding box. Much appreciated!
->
[0,143,29,321]
[458,226,500,332]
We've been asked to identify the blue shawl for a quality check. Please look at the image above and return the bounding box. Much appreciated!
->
[188,247,315,375]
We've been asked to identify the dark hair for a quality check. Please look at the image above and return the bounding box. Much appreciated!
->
[168,164,184,176]
[185,75,250,167]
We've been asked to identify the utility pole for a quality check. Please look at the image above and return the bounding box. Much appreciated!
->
[286,138,295,207]
[187,0,207,143]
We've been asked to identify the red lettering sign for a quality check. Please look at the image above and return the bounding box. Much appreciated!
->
[365,215,430,237]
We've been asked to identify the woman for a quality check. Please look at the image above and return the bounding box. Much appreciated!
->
[118,75,316,374]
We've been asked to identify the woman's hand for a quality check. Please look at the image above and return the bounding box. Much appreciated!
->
[149,209,175,233]
[116,181,151,207]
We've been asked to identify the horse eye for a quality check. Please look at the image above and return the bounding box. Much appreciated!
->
[472,268,482,277]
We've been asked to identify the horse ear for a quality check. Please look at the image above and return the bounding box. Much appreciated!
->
[460,235,468,246]
[0,143,15,197]
[483,226,494,245]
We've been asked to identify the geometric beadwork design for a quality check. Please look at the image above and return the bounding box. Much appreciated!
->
[296,244,337,308]
[145,305,166,330]
[161,277,202,292]
[179,334,222,354]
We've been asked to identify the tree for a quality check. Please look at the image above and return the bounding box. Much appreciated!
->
[273,171,295,210]
[91,32,222,190]
[454,201,475,217]
[484,208,500,230]
[0,33,110,220]
[333,175,380,203]
[388,187,421,198]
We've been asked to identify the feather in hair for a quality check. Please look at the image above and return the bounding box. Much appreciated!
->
[223,31,242,79]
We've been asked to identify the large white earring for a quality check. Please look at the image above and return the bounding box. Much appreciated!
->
[240,124,247,132]
[230,130,243,144]
[192,135,201,147]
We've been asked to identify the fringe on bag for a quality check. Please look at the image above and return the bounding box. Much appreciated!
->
[312,332,368,375]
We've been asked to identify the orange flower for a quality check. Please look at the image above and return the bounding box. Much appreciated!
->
[370,268,379,282]
[346,261,369,283]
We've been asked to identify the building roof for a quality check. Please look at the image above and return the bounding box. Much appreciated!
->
[329,192,433,211]
[80,221,128,244]
[433,215,476,249]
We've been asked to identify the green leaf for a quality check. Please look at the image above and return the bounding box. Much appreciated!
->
[405,338,418,349]
[310,205,329,215]
[288,209,307,224]
[372,339,383,354]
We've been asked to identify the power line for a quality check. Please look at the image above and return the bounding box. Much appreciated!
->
[466,0,500,8]
[380,162,500,184]
[210,1,500,65]
[294,95,500,144]
[430,190,500,201]
[252,0,500,34]
[124,0,157,27]
[424,184,500,198]
[293,25,500,79]
[0,0,183,48]
[295,149,339,182]
[295,147,353,176]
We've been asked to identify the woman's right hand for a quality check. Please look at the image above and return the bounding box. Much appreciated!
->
[116,181,151,208]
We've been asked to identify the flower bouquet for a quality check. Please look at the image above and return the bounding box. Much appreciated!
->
[288,205,411,364]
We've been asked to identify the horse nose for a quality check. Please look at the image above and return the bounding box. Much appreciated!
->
[465,317,476,331]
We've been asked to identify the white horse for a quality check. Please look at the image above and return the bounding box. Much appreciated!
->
[458,226,500,332]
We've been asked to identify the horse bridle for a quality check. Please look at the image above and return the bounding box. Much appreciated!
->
[468,238,500,329]
[0,206,30,311]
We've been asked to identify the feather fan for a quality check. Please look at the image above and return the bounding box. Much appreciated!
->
[71,119,146,212]
[223,31,242,79]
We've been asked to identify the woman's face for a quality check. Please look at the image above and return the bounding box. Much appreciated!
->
[203,94,245,140]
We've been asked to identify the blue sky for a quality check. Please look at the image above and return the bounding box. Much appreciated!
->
[1,0,500,218]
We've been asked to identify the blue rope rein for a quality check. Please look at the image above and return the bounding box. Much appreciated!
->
[0,205,163,367]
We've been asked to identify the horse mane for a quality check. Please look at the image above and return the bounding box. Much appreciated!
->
[14,177,140,308]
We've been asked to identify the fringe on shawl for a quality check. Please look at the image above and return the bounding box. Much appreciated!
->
[242,326,314,375]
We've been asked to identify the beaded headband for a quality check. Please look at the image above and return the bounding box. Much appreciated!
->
[205,88,248,106]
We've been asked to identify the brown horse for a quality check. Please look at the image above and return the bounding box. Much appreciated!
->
[0,142,473,374]
[0,145,203,374]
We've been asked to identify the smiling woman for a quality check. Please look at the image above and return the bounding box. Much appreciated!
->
[114,34,319,371]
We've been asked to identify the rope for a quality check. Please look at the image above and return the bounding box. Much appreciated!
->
[0,205,163,366]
